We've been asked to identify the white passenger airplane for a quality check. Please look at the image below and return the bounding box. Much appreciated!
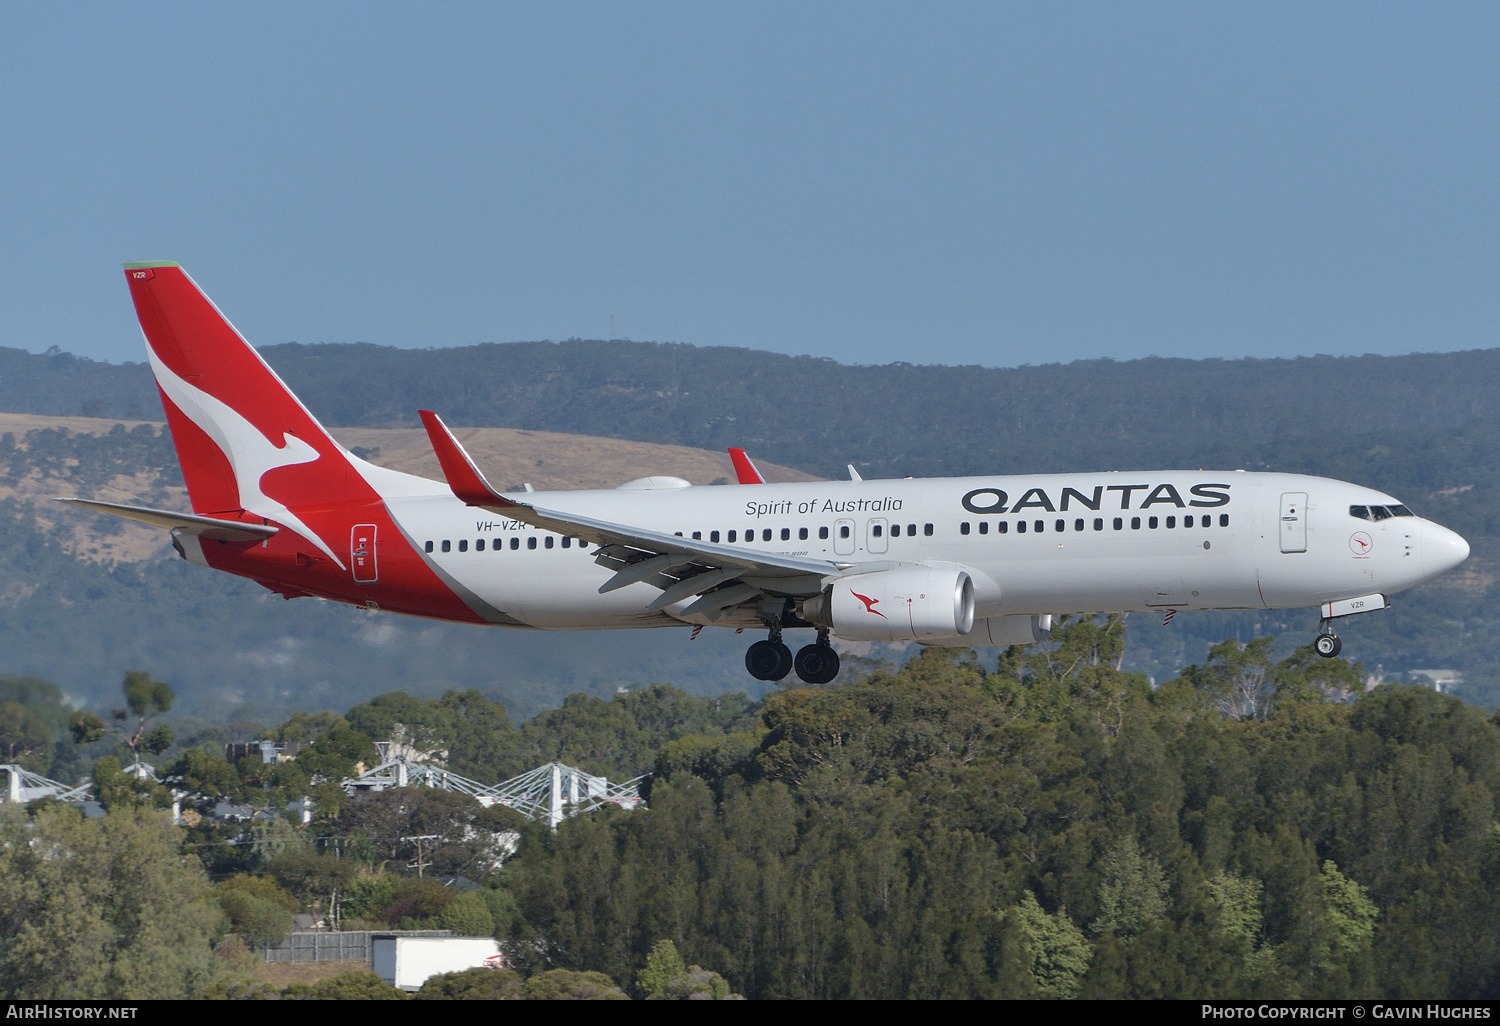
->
[63,263,1471,684]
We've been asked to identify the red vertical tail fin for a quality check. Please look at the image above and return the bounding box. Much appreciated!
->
[123,262,370,564]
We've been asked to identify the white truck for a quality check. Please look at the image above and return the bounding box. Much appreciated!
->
[372,935,504,991]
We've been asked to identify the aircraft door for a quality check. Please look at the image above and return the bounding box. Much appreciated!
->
[834,518,856,555]
[352,524,378,583]
[867,518,889,554]
[1279,492,1307,554]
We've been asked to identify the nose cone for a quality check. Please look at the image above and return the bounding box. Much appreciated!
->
[1422,520,1471,578]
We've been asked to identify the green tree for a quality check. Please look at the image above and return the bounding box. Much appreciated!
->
[637,938,687,998]
[1206,872,1279,987]
[439,891,496,937]
[1091,835,1168,937]
[520,969,628,1000]
[415,966,522,1000]
[69,671,176,765]
[284,970,407,1000]
[0,701,54,772]
[269,850,359,930]
[1006,893,1092,999]
[1319,861,1377,977]
[218,888,292,946]
[0,804,223,999]
[90,755,169,811]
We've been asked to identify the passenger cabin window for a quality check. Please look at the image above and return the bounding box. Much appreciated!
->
[890,524,900,537]
[840,525,851,539]
[924,523,934,536]
[1166,516,1176,528]
[978,521,988,535]
[441,540,451,552]
[510,537,520,549]
[1055,519,1065,533]
[527,537,537,549]
[711,530,720,542]
[781,528,790,541]
[728,530,737,542]
[476,539,485,551]
[872,524,883,537]
[545,536,554,549]
[1114,518,1123,530]
[799,527,809,540]
[458,539,468,552]
[562,537,571,548]
[961,522,971,535]
[907,523,916,536]
[1034,520,1044,533]
[1131,517,1141,530]
[763,529,772,542]
[1148,517,1158,530]
[693,531,702,540]
[425,541,434,553]
[998,521,1008,534]
[1094,518,1104,531]
[1075,519,1084,532]
[820,526,830,540]
[1219,514,1230,527]
[1016,521,1025,534]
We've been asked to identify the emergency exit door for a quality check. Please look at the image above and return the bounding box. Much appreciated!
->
[1279,493,1307,553]
[352,524,379,583]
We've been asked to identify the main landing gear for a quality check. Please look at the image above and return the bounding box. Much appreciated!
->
[1314,619,1342,658]
[746,625,840,684]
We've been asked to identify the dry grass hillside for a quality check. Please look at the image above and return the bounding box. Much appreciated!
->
[0,413,817,565]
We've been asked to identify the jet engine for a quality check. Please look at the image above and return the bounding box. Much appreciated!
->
[801,567,975,642]
[920,614,1053,648]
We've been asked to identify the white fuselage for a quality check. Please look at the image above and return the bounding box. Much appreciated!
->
[379,469,1469,634]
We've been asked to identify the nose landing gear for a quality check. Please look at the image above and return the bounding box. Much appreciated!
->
[1314,619,1342,658]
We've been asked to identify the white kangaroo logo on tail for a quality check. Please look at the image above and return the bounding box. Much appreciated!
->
[147,345,347,569]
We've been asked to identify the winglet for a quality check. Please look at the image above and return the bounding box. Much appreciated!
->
[418,410,520,508]
[728,448,766,485]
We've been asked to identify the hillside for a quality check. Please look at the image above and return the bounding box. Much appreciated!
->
[8,340,1500,480]
[0,341,1496,717]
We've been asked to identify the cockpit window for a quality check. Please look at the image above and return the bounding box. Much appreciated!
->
[1370,506,1392,521]
[1349,505,1370,520]
[1389,504,1414,517]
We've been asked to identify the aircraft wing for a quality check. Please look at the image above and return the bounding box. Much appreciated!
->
[418,411,843,608]
[57,498,279,542]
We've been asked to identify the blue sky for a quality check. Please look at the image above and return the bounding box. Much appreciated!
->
[2,3,1497,367]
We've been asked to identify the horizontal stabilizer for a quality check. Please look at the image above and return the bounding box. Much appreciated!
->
[57,498,278,542]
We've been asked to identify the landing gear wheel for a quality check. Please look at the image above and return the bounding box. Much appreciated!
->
[794,644,841,685]
[746,639,794,681]
[1314,633,1342,658]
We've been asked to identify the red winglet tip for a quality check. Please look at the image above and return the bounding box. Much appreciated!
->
[728,447,766,485]
[419,410,517,508]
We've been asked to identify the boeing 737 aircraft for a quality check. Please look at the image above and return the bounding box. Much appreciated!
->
[63,263,1471,684]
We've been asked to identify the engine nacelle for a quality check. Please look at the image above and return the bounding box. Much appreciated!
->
[802,568,975,642]
[920,614,1052,648]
